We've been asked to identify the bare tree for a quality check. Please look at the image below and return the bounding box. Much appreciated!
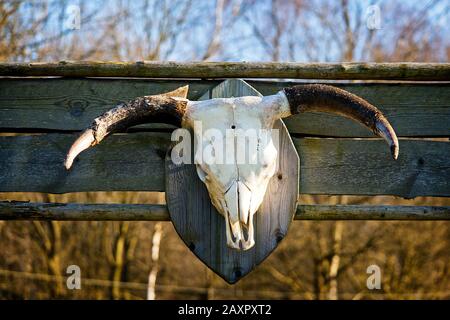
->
[147,222,163,300]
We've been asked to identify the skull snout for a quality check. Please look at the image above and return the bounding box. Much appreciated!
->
[223,181,256,250]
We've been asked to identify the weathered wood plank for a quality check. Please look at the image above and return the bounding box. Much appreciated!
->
[296,204,450,220]
[297,138,450,198]
[0,78,219,131]
[0,133,448,197]
[1,201,448,220]
[0,133,170,193]
[0,201,169,221]
[1,61,449,80]
[251,81,450,138]
[1,78,448,137]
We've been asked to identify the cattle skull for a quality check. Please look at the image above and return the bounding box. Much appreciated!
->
[65,84,399,251]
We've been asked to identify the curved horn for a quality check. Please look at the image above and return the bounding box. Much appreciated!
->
[279,84,399,160]
[65,86,189,169]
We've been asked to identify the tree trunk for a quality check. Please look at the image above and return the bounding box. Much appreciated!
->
[328,221,344,300]
[147,222,163,300]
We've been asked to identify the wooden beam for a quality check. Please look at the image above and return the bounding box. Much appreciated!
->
[0,133,448,197]
[1,61,449,80]
[0,78,219,131]
[0,201,448,220]
[296,204,450,220]
[1,78,448,137]
[0,201,169,221]
[252,81,450,138]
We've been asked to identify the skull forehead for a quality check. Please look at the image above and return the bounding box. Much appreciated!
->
[186,96,272,129]
[185,96,276,172]
[189,96,279,193]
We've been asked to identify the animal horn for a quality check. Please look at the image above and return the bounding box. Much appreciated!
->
[65,86,189,169]
[280,84,399,160]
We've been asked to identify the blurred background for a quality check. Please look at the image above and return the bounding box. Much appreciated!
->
[0,0,449,299]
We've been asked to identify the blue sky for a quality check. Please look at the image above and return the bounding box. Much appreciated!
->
[14,0,449,62]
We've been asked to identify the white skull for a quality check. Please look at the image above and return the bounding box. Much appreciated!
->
[183,94,290,250]
[65,84,399,252]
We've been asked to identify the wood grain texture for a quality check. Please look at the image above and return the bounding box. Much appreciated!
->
[1,61,449,80]
[0,134,448,197]
[0,78,218,131]
[1,201,448,220]
[0,133,170,193]
[199,78,263,99]
[165,79,299,283]
[251,81,450,138]
[0,201,169,220]
[296,138,450,199]
[295,204,450,220]
[1,79,449,137]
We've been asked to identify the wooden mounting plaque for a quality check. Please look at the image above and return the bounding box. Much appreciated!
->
[165,80,299,283]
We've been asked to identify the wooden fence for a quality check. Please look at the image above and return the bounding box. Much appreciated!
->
[0,62,449,220]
